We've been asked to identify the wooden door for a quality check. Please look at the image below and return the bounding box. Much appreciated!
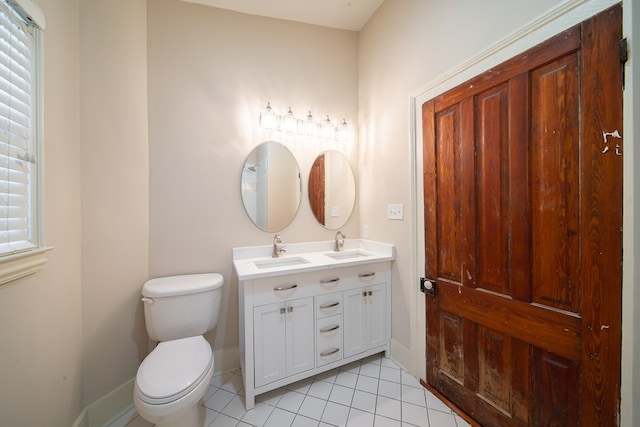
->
[422,6,623,426]
[309,153,326,225]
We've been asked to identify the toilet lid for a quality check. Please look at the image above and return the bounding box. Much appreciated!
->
[136,336,213,404]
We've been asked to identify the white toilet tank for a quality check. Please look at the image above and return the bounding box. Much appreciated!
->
[141,273,224,342]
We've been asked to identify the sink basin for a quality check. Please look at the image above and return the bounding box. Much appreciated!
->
[324,250,371,260]
[254,257,311,269]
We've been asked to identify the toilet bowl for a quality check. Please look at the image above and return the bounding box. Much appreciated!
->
[134,336,214,426]
[133,273,223,427]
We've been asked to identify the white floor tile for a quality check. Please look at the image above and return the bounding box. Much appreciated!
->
[380,366,401,383]
[264,407,296,427]
[356,375,379,394]
[351,390,377,413]
[209,413,241,427]
[374,414,402,427]
[378,380,401,400]
[424,390,452,413]
[347,407,376,426]
[428,408,458,427]
[205,388,237,412]
[292,414,321,427]
[400,371,422,389]
[287,377,314,394]
[401,401,429,427]
[298,395,327,420]
[455,415,473,427]
[380,358,399,369]
[401,385,426,407]
[315,368,339,383]
[308,379,333,400]
[210,372,234,388]
[359,363,381,379]
[376,396,401,421]
[329,384,355,405]
[256,387,285,406]
[277,390,306,413]
[221,395,247,420]
[240,401,274,426]
[321,401,350,427]
[110,361,467,427]
[220,374,245,395]
[335,370,359,389]
[340,361,361,374]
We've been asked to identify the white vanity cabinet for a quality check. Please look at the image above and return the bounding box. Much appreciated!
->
[343,283,387,358]
[237,258,392,409]
[253,296,315,388]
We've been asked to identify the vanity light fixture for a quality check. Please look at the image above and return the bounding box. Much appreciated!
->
[337,118,349,143]
[259,102,349,143]
[259,102,277,132]
[305,111,317,138]
[321,115,336,140]
[283,107,297,133]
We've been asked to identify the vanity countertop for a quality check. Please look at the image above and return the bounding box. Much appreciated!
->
[233,239,395,280]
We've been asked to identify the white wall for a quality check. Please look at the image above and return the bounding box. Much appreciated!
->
[79,0,149,406]
[0,0,83,424]
[147,0,359,353]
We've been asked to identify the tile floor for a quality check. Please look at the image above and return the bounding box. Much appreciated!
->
[111,353,471,427]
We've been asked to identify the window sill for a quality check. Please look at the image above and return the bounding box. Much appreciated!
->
[0,247,53,286]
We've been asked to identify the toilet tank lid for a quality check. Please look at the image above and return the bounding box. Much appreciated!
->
[142,273,223,298]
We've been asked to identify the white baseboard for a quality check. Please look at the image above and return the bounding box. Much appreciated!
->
[389,338,411,373]
[71,345,240,427]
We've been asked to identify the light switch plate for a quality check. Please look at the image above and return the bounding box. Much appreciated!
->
[387,204,404,220]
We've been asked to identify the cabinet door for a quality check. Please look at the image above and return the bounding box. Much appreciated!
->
[254,303,287,387]
[343,288,367,358]
[366,284,387,349]
[286,296,315,376]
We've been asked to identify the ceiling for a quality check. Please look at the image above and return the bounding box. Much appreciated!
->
[181,0,384,31]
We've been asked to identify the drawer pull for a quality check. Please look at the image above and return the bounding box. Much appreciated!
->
[273,284,297,291]
[319,301,340,309]
[320,324,340,333]
[320,348,340,357]
[358,272,376,278]
[320,277,340,284]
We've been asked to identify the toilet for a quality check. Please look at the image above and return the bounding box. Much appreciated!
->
[134,273,224,427]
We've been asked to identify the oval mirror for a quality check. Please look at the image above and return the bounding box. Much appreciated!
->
[308,150,356,230]
[241,141,301,232]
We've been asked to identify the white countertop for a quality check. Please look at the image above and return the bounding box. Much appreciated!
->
[233,239,395,280]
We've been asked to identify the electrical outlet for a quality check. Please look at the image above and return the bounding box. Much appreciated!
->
[387,204,404,220]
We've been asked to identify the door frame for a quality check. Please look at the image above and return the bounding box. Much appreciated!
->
[408,0,638,424]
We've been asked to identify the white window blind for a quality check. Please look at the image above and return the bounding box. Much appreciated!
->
[0,0,38,257]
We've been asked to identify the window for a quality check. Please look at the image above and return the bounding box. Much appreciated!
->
[0,0,46,284]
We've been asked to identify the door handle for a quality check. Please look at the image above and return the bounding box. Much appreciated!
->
[420,278,437,296]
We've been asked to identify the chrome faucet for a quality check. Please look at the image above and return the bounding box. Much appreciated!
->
[272,234,286,258]
[334,231,346,252]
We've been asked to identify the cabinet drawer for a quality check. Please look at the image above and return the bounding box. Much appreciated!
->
[316,315,342,367]
[316,292,343,318]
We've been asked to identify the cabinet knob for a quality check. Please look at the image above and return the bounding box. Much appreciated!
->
[320,324,340,333]
[320,277,340,284]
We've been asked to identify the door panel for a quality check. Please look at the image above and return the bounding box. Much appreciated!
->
[423,5,622,426]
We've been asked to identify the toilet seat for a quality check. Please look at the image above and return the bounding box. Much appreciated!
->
[136,335,213,405]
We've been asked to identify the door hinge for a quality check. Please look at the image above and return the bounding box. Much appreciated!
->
[620,38,628,65]
[621,38,628,90]
[420,277,436,296]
